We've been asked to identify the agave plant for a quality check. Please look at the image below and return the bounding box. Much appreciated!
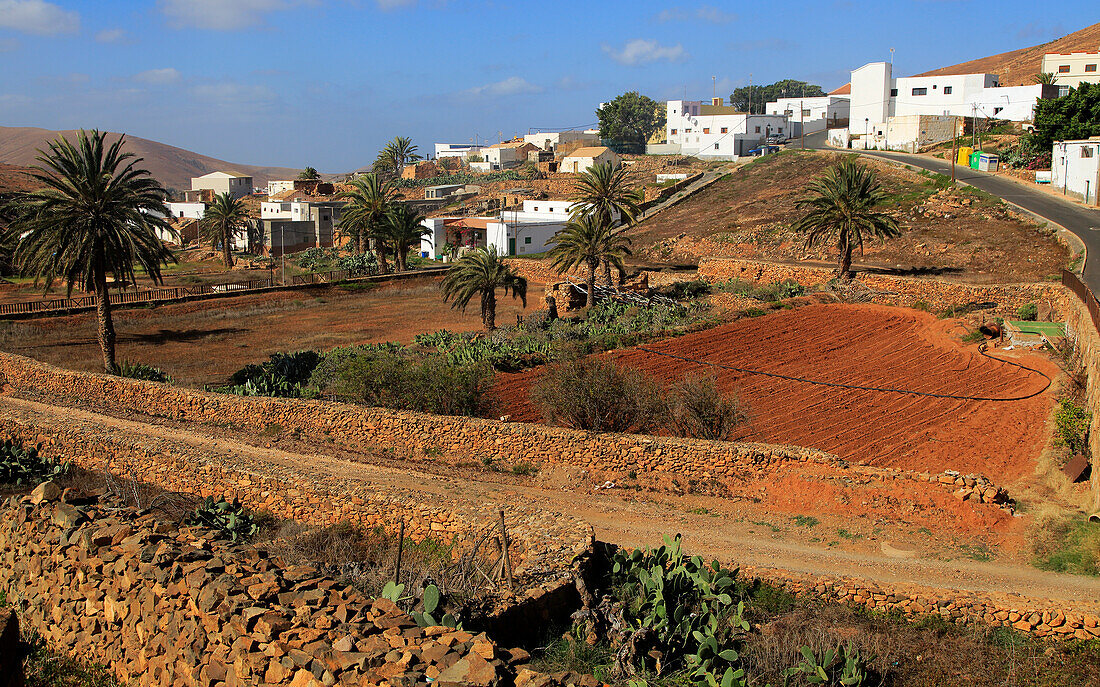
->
[0,439,68,486]
[186,496,258,542]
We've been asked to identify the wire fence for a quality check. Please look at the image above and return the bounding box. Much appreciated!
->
[0,264,390,317]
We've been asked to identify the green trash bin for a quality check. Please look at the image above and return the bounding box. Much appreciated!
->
[969,151,981,170]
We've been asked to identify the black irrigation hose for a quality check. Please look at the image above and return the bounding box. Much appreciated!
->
[634,341,1052,402]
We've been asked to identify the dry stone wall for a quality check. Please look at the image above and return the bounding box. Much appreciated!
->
[698,258,1065,316]
[0,491,553,687]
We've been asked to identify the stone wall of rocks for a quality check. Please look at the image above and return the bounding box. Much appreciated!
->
[0,490,551,687]
[698,258,1065,316]
[1058,288,1100,510]
[0,352,1013,512]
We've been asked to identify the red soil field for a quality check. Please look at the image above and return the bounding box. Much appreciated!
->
[495,303,1056,482]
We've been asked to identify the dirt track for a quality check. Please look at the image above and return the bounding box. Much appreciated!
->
[494,303,1057,481]
[6,393,1099,613]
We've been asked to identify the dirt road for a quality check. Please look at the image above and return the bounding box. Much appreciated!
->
[7,393,1100,613]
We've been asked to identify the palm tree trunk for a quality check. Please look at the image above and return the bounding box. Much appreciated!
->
[601,257,612,286]
[94,260,118,374]
[482,289,497,330]
[222,225,234,268]
[838,227,852,280]
[586,261,597,308]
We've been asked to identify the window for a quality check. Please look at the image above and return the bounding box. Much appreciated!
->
[993,107,1003,115]
[890,88,898,96]
[703,128,710,134]
[685,128,692,133]
[1087,64,1098,73]
[1084,148,1095,159]
[714,143,720,150]
[671,129,677,135]
[755,126,761,133]
[1059,65,1071,73]
[911,87,927,96]
[524,236,532,244]
[720,127,728,133]
[778,127,783,134]
[932,84,937,89]
[943,86,953,94]
[802,109,810,117]
[672,109,677,114]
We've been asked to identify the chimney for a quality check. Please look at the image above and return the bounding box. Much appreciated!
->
[712,97,722,106]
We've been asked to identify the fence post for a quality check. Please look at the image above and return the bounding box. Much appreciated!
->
[498,509,514,592]
[394,520,405,584]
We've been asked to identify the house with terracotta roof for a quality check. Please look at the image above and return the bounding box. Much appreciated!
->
[559,146,620,173]
[483,140,540,170]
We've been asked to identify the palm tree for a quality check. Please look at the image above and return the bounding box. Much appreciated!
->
[570,162,642,283]
[378,205,429,271]
[440,247,527,331]
[792,157,900,279]
[5,129,175,373]
[338,173,396,262]
[199,192,250,267]
[298,166,320,180]
[1033,72,1057,85]
[373,136,421,176]
[546,213,632,308]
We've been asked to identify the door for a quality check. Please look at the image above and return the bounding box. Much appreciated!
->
[508,238,516,255]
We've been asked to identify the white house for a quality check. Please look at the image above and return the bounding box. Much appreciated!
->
[1052,137,1100,206]
[663,99,788,159]
[434,143,483,159]
[522,129,601,151]
[765,95,850,136]
[260,199,345,253]
[1041,51,1100,94]
[267,180,297,196]
[166,201,205,219]
[483,141,540,170]
[559,146,620,173]
[190,171,253,199]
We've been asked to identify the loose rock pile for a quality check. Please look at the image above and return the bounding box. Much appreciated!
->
[0,483,570,687]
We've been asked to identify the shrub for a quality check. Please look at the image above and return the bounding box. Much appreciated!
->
[661,279,712,300]
[1017,303,1039,321]
[1055,399,1091,455]
[0,438,67,486]
[310,348,496,417]
[293,247,338,271]
[1030,513,1100,576]
[118,361,172,383]
[186,496,258,542]
[338,252,378,273]
[532,358,666,433]
[669,374,749,440]
[220,351,321,398]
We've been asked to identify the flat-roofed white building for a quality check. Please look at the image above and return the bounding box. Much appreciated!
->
[664,99,788,159]
[190,171,253,199]
[1042,50,1100,94]
[522,130,601,151]
[1052,137,1100,206]
[434,143,483,159]
[765,95,850,136]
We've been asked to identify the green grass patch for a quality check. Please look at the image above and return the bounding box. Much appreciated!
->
[792,515,819,528]
[1031,515,1100,576]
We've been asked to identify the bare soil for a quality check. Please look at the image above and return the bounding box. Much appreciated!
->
[0,277,542,387]
[628,150,1069,283]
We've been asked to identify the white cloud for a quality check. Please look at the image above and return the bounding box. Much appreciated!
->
[134,68,181,85]
[602,39,688,66]
[95,28,128,43]
[0,37,19,52]
[464,76,542,97]
[656,5,736,23]
[0,0,79,35]
[190,82,277,104]
[159,0,309,31]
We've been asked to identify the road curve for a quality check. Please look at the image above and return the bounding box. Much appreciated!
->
[803,130,1100,293]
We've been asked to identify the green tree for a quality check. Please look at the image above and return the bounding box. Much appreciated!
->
[5,130,176,373]
[297,166,320,180]
[1029,82,1100,150]
[378,205,430,271]
[440,247,527,331]
[338,173,396,261]
[792,157,900,279]
[199,192,250,267]
[596,92,665,148]
[373,136,421,175]
[570,162,642,283]
[547,213,632,307]
[730,79,826,114]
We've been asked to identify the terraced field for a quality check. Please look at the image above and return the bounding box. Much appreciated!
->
[494,303,1055,480]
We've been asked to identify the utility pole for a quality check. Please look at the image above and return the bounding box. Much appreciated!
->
[748,73,753,114]
[712,75,716,101]
[800,99,805,149]
[971,105,977,150]
[951,116,958,182]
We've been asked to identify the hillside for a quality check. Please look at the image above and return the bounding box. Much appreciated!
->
[913,21,1100,85]
[0,126,305,191]
[627,149,1068,283]
[0,163,40,194]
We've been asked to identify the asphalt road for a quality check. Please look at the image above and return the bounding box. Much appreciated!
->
[803,131,1100,293]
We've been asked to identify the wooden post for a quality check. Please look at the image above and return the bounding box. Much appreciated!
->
[498,510,514,592]
[951,117,958,183]
[394,520,405,584]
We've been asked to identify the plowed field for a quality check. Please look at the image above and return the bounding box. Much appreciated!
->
[494,304,1056,480]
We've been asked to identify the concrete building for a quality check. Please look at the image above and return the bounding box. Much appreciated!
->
[765,95,850,136]
[559,146,621,173]
[267,180,296,196]
[259,199,345,255]
[1052,137,1100,206]
[166,201,206,220]
[434,143,483,159]
[522,130,601,151]
[1042,50,1100,94]
[483,141,540,170]
[662,98,788,159]
[190,171,253,199]
[424,184,464,200]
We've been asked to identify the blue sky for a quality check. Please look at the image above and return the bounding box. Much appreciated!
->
[0,0,1095,172]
